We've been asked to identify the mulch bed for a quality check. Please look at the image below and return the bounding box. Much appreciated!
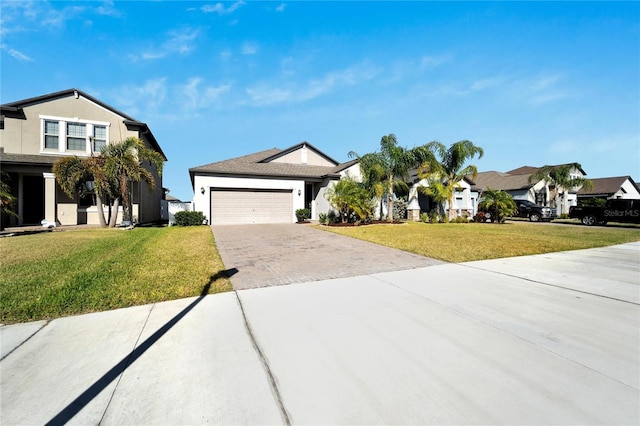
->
[323,220,405,227]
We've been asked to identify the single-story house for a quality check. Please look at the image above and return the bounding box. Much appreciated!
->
[189,142,360,225]
[407,174,478,220]
[472,164,588,215]
[0,88,166,229]
[577,176,640,201]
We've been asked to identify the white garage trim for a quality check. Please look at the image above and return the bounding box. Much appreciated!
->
[210,188,294,225]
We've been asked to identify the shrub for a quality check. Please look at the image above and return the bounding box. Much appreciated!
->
[327,211,339,224]
[452,216,469,223]
[473,212,488,223]
[429,211,439,224]
[393,197,408,221]
[558,213,569,219]
[319,213,328,225]
[296,208,311,222]
[420,213,429,223]
[174,211,207,226]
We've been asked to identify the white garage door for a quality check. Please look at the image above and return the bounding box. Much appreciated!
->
[210,189,293,225]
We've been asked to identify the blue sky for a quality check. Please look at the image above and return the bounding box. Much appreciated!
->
[2,1,639,201]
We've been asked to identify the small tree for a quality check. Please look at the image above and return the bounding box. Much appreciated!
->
[1,172,17,229]
[418,140,483,220]
[529,163,593,214]
[325,176,373,223]
[478,188,516,223]
[350,134,435,222]
[102,137,164,226]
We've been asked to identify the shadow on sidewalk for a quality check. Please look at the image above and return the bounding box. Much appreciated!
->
[46,268,238,425]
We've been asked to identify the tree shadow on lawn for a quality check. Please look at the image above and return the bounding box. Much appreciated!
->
[46,268,238,425]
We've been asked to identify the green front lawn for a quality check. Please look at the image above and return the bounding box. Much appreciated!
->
[318,221,640,263]
[0,226,232,324]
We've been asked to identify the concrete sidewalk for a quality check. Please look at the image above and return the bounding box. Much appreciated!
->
[1,243,639,425]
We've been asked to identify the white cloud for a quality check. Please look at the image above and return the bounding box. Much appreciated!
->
[201,1,246,15]
[276,3,286,12]
[469,76,505,92]
[245,62,381,106]
[0,44,34,62]
[420,54,452,70]
[180,77,231,110]
[242,42,257,55]
[130,27,200,61]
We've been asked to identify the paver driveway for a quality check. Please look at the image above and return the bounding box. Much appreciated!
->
[212,224,442,290]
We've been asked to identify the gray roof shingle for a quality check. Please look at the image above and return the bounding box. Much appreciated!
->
[189,146,358,180]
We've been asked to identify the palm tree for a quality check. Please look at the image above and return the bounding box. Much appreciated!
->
[418,140,483,220]
[324,176,372,223]
[53,137,163,228]
[350,134,435,222]
[478,188,516,223]
[1,172,18,229]
[102,137,164,226]
[528,163,593,215]
[53,155,112,227]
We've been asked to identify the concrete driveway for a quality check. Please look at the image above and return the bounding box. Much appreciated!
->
[1,242,638,425]
[212,224,443,290]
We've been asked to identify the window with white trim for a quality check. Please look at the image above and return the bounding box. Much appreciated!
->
[67,122,86,151]
[93,125,107,152]
[40,116,110,155]
[44,120,59,149]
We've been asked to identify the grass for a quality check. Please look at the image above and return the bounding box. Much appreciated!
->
[0,226,232,324]
[318,221,640,263]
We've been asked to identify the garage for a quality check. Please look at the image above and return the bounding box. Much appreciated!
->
[210,188,293,225]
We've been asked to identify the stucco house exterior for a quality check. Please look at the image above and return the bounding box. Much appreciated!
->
[472,164,587,215]
[0,88,166,228]
[407,175,478,220]
[189,142,360,225]
[577,176,640,202]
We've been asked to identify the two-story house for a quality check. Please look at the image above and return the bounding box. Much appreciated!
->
[0,89,166,229]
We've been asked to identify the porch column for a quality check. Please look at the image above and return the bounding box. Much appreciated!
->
[43,172,56,224]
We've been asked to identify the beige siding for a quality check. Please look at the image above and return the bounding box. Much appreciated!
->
[270,146,336,166]
[0,95,136,156]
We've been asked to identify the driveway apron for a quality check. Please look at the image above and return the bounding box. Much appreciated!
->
[211,224,442,290]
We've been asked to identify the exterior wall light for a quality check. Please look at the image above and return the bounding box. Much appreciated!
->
[200,187,205,194]
[298,189,301,196]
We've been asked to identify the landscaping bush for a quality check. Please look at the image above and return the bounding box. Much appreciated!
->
[319,213,328,225]
[393,197,408,221]
[452,216,469,223]
[296,208,311,222]
[473,212,488,223]
[327,211,339,224]
[174,211,207,226]
[420,213,429,223]
[429,211,440,224]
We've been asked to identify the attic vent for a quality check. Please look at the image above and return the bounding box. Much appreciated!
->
[301,146,308,164]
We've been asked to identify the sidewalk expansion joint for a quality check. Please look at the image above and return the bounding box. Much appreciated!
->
[234,290,291,426]
[0,320,50,362]
[98,303,155,425]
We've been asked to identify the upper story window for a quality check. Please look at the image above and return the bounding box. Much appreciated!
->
[40,115,110,155]
[44,120,59,149]
[67,123,86,151]
[93,125,107,152]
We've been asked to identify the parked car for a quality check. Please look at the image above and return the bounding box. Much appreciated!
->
[569,199,640,226]
[512,200,557,222]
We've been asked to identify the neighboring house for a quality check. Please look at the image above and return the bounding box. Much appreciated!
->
[472,164,588,215]
[189,142,360,225]
[407,174,478,220]
[0,88,166,228]
[577,176,640,201]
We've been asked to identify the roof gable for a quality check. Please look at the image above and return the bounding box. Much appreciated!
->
[1,88,166,160]
[578,176,640,196]
[259,141,339,166]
